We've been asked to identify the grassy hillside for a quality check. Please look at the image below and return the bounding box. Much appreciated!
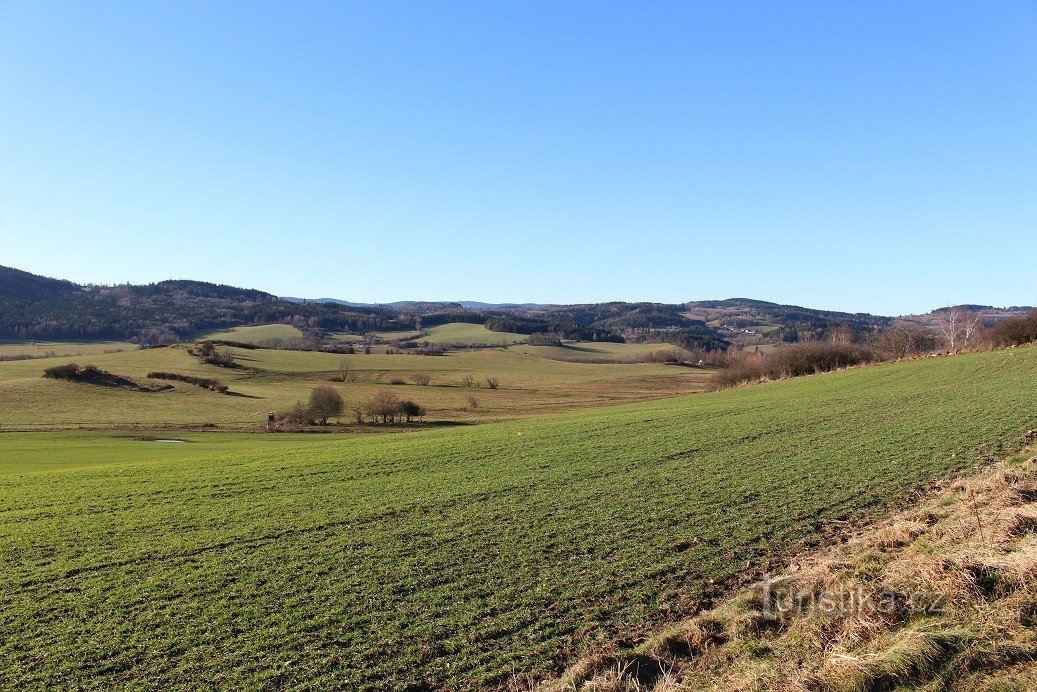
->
[203,323,304,344]
[2,347,1036,688]
[0,344,709,429]
[512,341,693,362]
[423,322,527,345]
[0,340,135,357]
[547,448,1037,691]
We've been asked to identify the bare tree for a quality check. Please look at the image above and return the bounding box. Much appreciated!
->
[308,385,344,425]
[826,324,855,345]
[935,307,985,350]
[485,377,500,390]
[410,372,432,386]
[873,321,939,358]
[363,390,400,424]
[464,394,479,409]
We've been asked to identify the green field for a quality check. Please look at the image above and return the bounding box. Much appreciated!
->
[203,324,304,344]
[2,347,1036,688]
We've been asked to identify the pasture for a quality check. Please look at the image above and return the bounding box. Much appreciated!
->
[0,340,135,358]
[202,324,304,344]
[2,346,1036,688]
[0,342,709,430]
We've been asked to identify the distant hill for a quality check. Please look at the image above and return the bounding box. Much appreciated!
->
[0,266,400,343]
[2,264,1031,349]
[283,297,543,310]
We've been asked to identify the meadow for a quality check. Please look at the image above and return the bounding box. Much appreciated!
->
[0,340,135,358]
[0,342,709,430]
[2,346,1036,688]
[203,324,305,344]
[334,322,529,346]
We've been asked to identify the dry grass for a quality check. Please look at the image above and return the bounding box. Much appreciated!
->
[539,447,1037,692]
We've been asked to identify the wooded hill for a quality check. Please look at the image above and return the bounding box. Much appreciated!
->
[3,264,1030,349]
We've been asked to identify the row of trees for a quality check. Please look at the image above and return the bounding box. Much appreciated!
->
[276,386,427,429]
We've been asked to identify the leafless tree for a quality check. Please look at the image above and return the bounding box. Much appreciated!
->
[826,324,855,345]
[363,390,400,424]
[935,307,985,350]
[872,321,940,358]
[486,377,500,390]
[308,385,344,425]
[410,372,432,386]
[464,394,479,409]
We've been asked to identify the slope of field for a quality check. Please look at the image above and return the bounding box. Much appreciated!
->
[423,322,527,345]
[511,341,693,362]
[0,340,135,357]
[547,447,1037,691]
[0,345,709,429]
[2,347,1037,688]
[202,324,303,344]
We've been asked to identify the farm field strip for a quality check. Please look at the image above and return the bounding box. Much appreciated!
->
[1,347,1036,687]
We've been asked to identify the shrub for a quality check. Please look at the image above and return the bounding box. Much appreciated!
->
[640,349,687,364]
[411,372,432,386]
[709,342,876,390]
[194,341,239,368]
[147,372,228,393]
[309,385,344,425]
[389,377,407,385]
[275,402,314,429]
[766,342,875,378]
[363,390,400,424]
[871,323,940,358]
[460,374,475,388]
[397,400,425,422]
[527,332,562,346]
[464,394,479,409]
[486,377,500,390]
[43,363,82,380]
[988,311,1037,348]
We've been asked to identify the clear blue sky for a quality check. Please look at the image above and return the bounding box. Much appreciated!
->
[1,1,1034,314]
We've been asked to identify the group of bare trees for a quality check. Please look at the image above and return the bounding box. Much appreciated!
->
[274,385,426,429]
[359,390,425,424]
[933,307,985,351]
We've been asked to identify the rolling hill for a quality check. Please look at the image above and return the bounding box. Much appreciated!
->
[2,345,1036,688]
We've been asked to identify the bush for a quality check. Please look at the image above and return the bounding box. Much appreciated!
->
[194,341,239,368]
[363,390,401,424]
[988,311,1037,348]
[147,372,228,393]
[486,377,500,390]
[309,385,344,425]
[275,402,314,429]
[411,372,432,386]
[527,332,562,346]
[43,363,82,380]
[709,342,876,390]
[766,342,875,378]
[640,349,687,364]
[397,400,425,422]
